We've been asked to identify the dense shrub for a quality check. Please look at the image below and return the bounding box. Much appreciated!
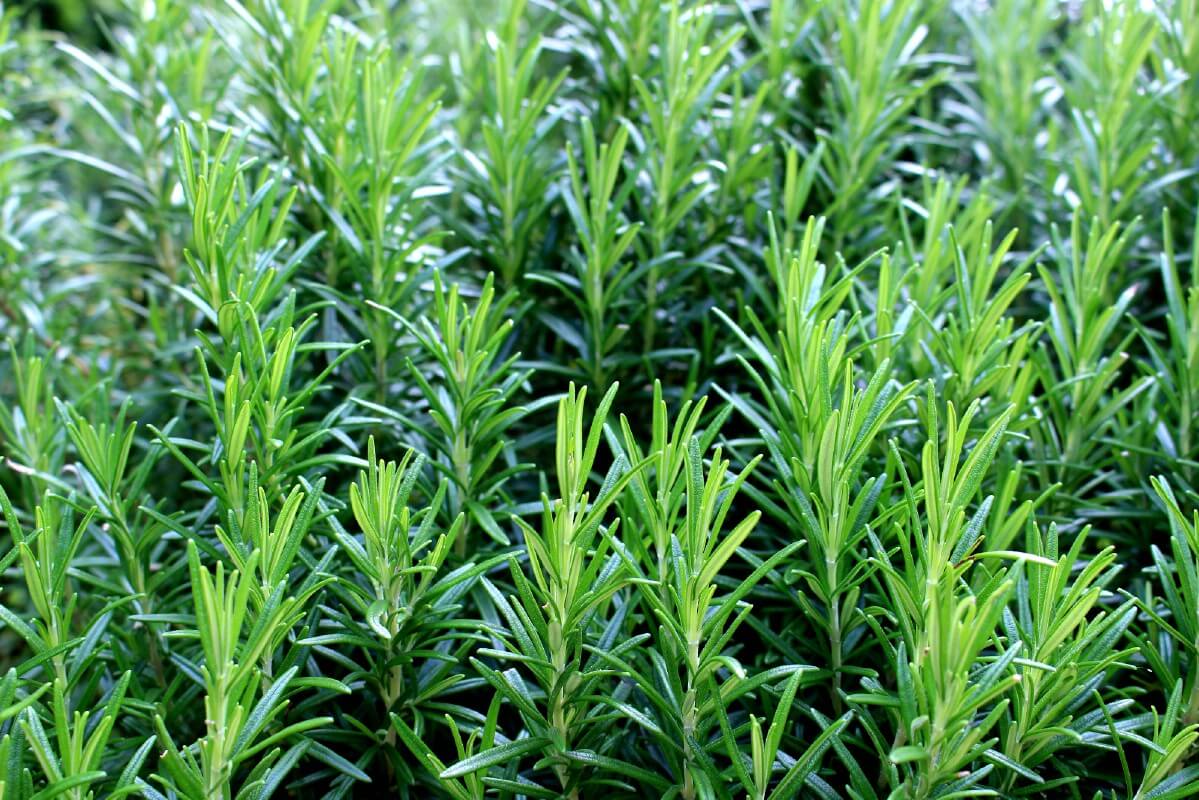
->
[1,0,1198,797]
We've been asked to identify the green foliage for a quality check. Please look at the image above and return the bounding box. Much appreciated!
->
[1,0,1197,797]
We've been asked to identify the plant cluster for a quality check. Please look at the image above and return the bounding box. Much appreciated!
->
[1,0,1198,797]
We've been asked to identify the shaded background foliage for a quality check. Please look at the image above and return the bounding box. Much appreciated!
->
[1,0,1198,797]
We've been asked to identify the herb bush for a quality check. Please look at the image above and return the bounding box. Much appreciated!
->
[1,0,1198,797]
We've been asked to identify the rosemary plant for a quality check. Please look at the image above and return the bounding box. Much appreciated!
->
[1,0,1197,797]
